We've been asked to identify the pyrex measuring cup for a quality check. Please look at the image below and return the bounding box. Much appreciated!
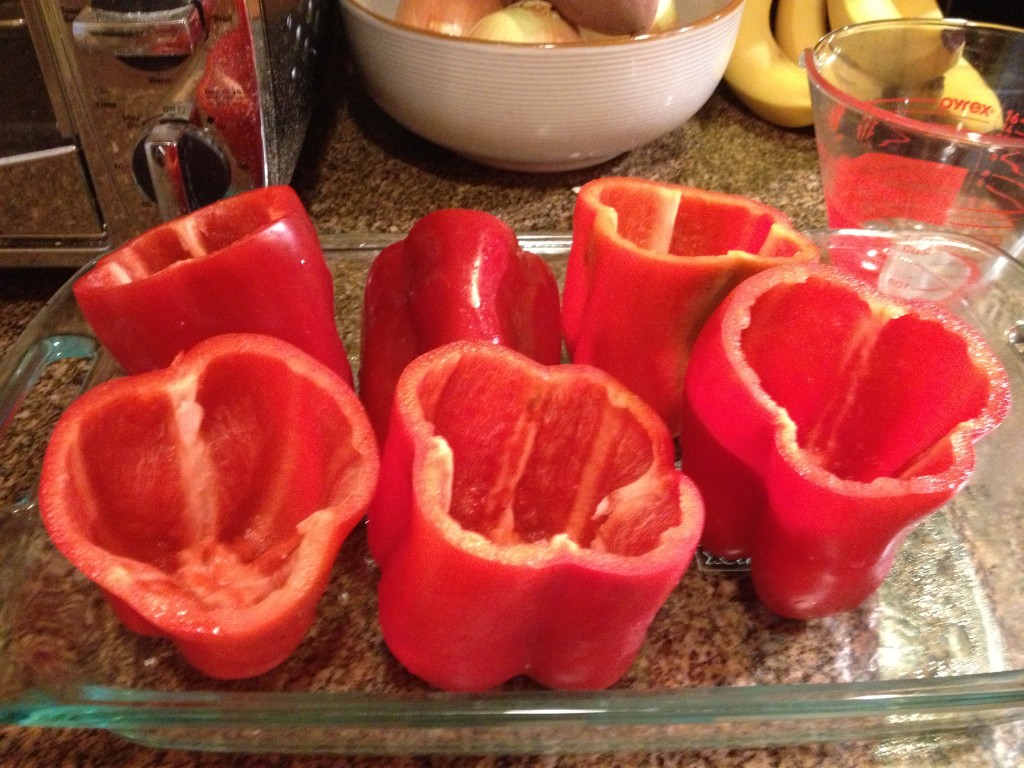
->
[806,19,1024,258]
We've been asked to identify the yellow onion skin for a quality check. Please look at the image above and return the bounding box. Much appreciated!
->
[395,0,505,36]
[548,0,660,35]
[468,1,582,43]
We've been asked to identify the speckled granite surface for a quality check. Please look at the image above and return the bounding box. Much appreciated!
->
[289,62,828,237]
[1,31,1023,768]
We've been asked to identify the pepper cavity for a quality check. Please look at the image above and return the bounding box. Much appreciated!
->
[742,275,998,482]
[408,346,682,552]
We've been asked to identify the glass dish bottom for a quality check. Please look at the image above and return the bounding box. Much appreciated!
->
[1,231,1023,758]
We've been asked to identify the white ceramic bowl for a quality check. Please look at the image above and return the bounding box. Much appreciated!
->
[337,0,744,172]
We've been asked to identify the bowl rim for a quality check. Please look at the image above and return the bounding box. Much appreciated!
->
[806,18,1024,151]
[338,0,745,48]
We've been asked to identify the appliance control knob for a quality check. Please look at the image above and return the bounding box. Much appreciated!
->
[73,1,215,58]
[90,1,196,10]
[133,121,231,221]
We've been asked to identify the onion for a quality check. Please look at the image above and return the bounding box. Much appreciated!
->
[467,1,582,44]
[557,0,679,38]
[394,0,505,36]
[548,0,658,36]
[650,0,679,33]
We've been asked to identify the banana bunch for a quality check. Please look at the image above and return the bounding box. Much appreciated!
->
[722,0,1004,132]
[722,0,822,128]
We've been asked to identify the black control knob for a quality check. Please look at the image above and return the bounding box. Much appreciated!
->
[90,0,196,11]
[132,121,231,221]
[73,1,212,58]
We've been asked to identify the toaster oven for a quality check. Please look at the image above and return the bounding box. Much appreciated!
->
[0,0,331,266]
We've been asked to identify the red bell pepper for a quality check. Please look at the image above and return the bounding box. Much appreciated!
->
[562,177,818,435]
[368,341,704,691]
[37,333,379,679]
[359,208,562,442]
[679,263,1010,618]
[73,185,352,385]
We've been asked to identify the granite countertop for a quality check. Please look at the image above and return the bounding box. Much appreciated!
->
[1,41,1022,768]
[291,68,829,238]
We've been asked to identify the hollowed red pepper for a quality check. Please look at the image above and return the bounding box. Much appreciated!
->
[562,177,818,434]
[679,263,1010,619]
[38,333,379,679]
[359,208,562,442]
[368,341,704,691]
[73,185,352,385]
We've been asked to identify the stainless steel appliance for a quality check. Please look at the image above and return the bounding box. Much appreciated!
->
[0,0,331,266]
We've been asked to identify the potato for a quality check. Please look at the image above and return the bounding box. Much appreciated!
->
[548,0,661,35]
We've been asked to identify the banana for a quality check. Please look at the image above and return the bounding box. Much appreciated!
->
[825,0,939,28]
[723,0,813,128]
[828,23,962,90]
[727,0,1002,133]
[890,0,943,18]
[823,0,1003,132]
[827,0,880,28]
[774,0,829,64]
[940,59,1005,133]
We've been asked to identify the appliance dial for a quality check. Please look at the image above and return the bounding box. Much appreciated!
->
[73,0,215,58]
[132,120,231,220]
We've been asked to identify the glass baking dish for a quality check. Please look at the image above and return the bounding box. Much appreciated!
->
[1,230,1024,759]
